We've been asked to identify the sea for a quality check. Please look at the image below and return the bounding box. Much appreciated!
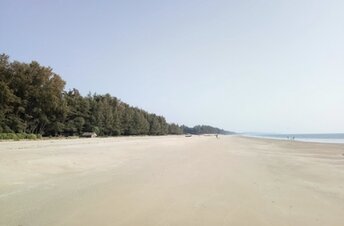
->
[244,133,344,144]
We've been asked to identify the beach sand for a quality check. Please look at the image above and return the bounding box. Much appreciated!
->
[0,136,344,226]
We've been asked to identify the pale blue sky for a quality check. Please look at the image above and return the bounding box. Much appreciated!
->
[1,0,344,133]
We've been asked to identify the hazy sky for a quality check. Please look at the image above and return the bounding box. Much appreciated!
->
[1,0,344,133]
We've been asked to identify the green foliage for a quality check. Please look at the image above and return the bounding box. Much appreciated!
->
[26,134,37,140]
[0,133,38,140]
[168,123,184,135]
[0,53,231,138]
[0,133,17,140]
[0,54,66,135]
[181,125,233,135]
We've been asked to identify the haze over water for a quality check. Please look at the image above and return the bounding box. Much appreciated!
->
[245,133,344,144]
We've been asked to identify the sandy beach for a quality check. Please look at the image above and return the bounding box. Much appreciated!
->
[0,135,344,226]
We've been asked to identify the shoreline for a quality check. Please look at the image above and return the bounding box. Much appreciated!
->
[241,134,344,144]
[2,133,343,145]
[1,135,344,226]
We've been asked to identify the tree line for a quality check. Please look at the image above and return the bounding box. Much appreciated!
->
[181,125,233,135]
[0,54,232,137]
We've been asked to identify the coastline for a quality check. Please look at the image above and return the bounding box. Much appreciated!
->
[242,134,344,144]
[1,135,344,226]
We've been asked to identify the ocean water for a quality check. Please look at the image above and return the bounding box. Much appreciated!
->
[245,133,344,144]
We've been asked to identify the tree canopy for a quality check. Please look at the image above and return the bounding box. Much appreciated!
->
[181,125,233,135]
[0,54,232,137]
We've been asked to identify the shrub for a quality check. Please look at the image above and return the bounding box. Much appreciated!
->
[25,134,37,140]
[16,133,26,139]
[0,133,38,140]
[0,133,18,140]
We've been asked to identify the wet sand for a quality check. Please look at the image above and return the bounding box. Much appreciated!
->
[1,136,344,226]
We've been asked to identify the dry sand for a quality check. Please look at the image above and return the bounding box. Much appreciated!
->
[0,135,344,226]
